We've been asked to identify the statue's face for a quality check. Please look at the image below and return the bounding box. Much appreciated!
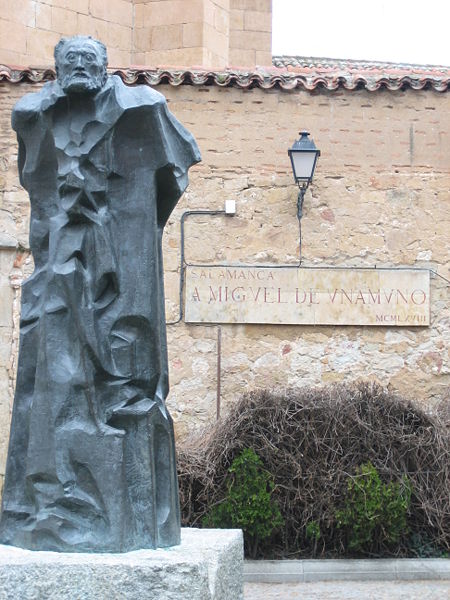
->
[57,40,106,94]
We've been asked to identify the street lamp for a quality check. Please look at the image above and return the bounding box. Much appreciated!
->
[288,131,320,220]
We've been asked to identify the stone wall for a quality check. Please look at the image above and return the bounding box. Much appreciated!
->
[160,84,449,439]
[133,0,232,68]
[229,0,272,67]
[0,0,272,69]
[0,0,133,67]
[0,79,449,493]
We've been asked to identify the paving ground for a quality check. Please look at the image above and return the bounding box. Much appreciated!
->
[244,580,450,600]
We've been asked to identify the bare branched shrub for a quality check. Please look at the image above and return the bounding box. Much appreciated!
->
[177,383,450,558]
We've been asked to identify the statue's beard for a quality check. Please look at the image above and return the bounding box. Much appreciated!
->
[59,70,107,94]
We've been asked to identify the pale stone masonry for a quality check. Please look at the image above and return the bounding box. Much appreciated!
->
[0,0,448,497]
[0,0,272,68]
[133,0,232,68]
[0,0,133,67]
[0,78,448,480]
[230,0,272,67]
[160,84,449,441]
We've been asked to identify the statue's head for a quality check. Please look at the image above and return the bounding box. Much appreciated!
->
[55,36,108,95]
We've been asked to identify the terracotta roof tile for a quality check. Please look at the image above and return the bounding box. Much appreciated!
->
[270,56,450,92]
[0,55,448,92]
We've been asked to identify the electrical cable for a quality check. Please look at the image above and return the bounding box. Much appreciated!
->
[166,209,226,325]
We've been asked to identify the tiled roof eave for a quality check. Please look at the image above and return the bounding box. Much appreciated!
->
[0,64,448,92]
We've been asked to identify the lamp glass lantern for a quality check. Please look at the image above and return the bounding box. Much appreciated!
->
[288,131,320,219]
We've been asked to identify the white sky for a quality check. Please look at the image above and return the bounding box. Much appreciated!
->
[272,0,450,66]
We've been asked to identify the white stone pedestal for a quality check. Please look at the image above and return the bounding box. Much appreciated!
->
[0,528,243,600]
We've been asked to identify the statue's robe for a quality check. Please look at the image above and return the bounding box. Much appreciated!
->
[0,75,200,552]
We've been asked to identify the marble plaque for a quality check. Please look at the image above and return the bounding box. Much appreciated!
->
[185,267,430,326]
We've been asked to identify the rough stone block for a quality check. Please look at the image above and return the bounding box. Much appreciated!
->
[0,20,27,55]
[255,50,272,65]
[230,0,271,11]
[89,0,133,27]
[151,24,183,51]
[0,529,244,600]
[183,21,204,48]
[243,9,271,32]
[35,4,52,31]
[77,15,109,47]
[210,2,229,35]
[229,47,255,67]
[71,0,89,15]
[131,51,146,65]
[134,4,145,28]
[51,7,78,37]
[134,27,153,52]
[145,47,205,67]
[204,23,228,60]
[0,0,35,27]
[107,47,131,67]
[0,48,28,66]
[230,8,244,30]
[144,0,204,28]
[229,29,271,51]
[210,0,229,10]
[25,28,61,65]
[203,47,227,69]
[0,285,13,328]
[107,22,132,50]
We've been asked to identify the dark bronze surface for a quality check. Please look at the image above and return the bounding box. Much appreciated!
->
[0,36,200,552]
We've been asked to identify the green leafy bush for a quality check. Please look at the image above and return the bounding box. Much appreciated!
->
[306,520,321,541]
[406,532,449,558]
[204,448,283,557]
[336,461,412,554]
[179,384,449,558]
[306,520,322,557]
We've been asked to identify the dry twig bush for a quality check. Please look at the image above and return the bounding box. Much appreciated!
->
[177,383,450,558]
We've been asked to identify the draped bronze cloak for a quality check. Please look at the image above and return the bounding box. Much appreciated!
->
[0,75,200,552]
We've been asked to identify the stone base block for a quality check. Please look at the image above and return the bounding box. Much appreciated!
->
[0,528,243,600]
